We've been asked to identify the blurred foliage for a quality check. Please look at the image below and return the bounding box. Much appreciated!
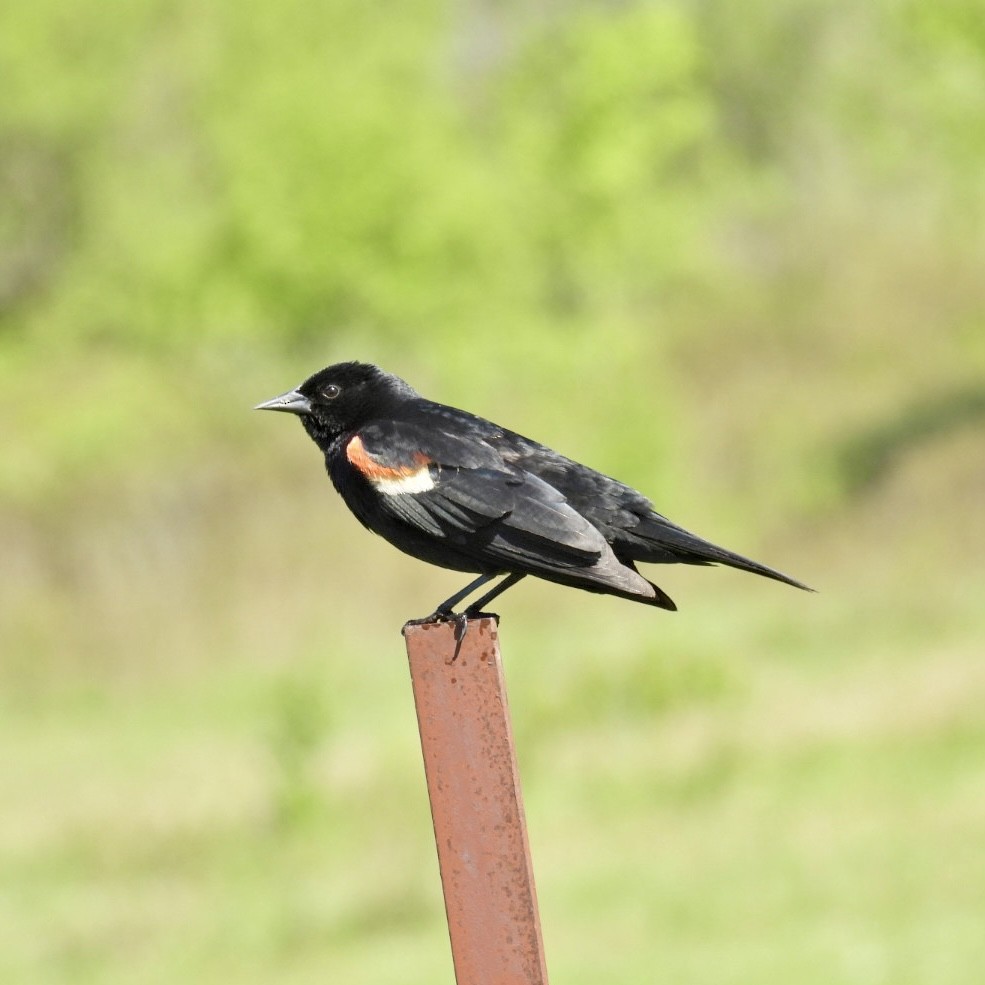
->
[2,0,983,507]
[2,1,985,983]
[837,383,985,492]
[267,670,330,830]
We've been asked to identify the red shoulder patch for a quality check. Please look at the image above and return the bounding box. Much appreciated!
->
[346,434,429,481]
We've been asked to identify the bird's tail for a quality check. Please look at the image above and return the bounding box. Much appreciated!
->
[634,514,814,593]
[550,570,678,611]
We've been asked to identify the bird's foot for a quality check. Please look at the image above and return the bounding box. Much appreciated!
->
[462,609,501,625]
[402,610,500,662]
[404,610,454,628]
[403,608,468,642]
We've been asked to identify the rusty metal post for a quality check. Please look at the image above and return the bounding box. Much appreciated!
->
[403,617,549,985]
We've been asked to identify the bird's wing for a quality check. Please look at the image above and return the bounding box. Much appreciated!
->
[349,421,609,571]
[488,429,664,541]
[491,428,811,590]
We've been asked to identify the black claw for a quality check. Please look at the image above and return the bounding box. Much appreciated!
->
[402,610,469,658]
[406,610,451,626]
[402,608,496,659]
[402,610,453,635]
[449,612,469,662]
[463,608,501,624]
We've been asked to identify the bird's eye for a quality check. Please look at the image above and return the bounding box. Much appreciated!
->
[322,384,341,400]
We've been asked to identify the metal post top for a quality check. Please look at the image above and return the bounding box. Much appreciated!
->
[402,616,500,657]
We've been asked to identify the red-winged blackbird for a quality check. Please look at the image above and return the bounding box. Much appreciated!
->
[257,361,812,618]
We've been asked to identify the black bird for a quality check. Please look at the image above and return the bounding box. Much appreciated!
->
[256,361,812,619]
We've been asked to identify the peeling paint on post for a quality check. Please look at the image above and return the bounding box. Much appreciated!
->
[403,617,549,985]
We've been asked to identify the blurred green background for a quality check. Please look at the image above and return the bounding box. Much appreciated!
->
[2,1,984,982]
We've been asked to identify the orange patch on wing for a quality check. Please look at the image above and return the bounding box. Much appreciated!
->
[346,434,429,480]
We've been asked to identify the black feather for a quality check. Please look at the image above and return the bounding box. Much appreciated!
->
[258,360,813,615]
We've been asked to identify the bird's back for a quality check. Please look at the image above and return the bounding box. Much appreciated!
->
[406,398,810,591]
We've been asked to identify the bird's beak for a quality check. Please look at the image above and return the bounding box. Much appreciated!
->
[254,388,312,415]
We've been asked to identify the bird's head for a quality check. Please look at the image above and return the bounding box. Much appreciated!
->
[255,361,417,448]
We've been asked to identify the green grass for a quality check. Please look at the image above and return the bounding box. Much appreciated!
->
[2,448,983,983]
[3,629,983,984]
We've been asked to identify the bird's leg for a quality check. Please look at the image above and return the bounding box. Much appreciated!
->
[464,572,526,618]
[433,573,496,617]
[405,574,495,629]
[407,573,518,660]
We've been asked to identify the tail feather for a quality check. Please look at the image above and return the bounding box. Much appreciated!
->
[632,514,814,593]
[644,579,678,611]
[561,572,677,611]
